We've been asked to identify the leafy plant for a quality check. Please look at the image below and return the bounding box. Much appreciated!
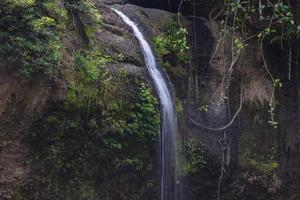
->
[0,0,103,78]
[175,98,184,113]
[126,83,160,141]
[0,0,64,77]
[182,138,207,175]
[74,48,112,82]
[153,23,189,63]
[223,0,300,40]
[239,132,279,175]
[64,0,103,41]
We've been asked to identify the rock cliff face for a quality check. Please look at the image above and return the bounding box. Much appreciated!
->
[0,70,65,199]
[1,0,300,199]
[104,2,300,200]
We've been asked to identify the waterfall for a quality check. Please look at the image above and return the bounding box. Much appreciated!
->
[112,8,181,200]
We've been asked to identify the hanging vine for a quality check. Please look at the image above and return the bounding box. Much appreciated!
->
[188,0,300,129]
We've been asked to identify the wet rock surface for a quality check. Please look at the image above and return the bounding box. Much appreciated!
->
[1,1,300,200]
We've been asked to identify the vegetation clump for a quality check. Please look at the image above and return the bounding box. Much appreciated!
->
[0,0,102,78]
[153,22,190,98]
[182,138,207,175]
[0,0,63,77]
[6,1,162,198]
[21,47,161,198]
[64,0,103,41]
[154,22,189,64]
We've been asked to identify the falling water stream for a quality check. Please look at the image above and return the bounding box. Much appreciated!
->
[112,8,181,200]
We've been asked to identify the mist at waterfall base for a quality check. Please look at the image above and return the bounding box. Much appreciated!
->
[112,8,182,200]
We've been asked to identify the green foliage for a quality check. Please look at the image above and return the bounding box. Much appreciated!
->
[153,23,189,63]
[256,0,299,40]
[64,0,103,41]
[81,0,103,39]
[22,84,160,199]
[198,104,209,112]
[43,0,68,24]
[0,0,64,77]
[239,131,279,175]
[153,22,189,84]
[74,48,112,82]
[0,0,103,78]
[182,138,207,175]
[31,16,56,31]
[21,46,160,199]
[153,35,170,56]
[221,0,298,127]
[175,98,184,113]
[223,0,300,40]
[9,0,36,7]
[234,37,247,50]
[13,192,23,200]
[126,83,160,141]
[67,48,126,135]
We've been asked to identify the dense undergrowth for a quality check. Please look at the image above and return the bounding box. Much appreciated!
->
[3,0,162,199]
[21,76,160,199]
[0,0,61,77]
[0,0,102,78]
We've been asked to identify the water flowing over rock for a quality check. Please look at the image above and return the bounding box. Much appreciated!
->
[112,8,181,200]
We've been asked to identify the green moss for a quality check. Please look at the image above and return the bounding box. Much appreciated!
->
[239,130,279,174]
[77,183,95,199]
[13,192,23,200]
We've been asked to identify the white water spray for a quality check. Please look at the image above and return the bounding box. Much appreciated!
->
[112,8,181,200]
